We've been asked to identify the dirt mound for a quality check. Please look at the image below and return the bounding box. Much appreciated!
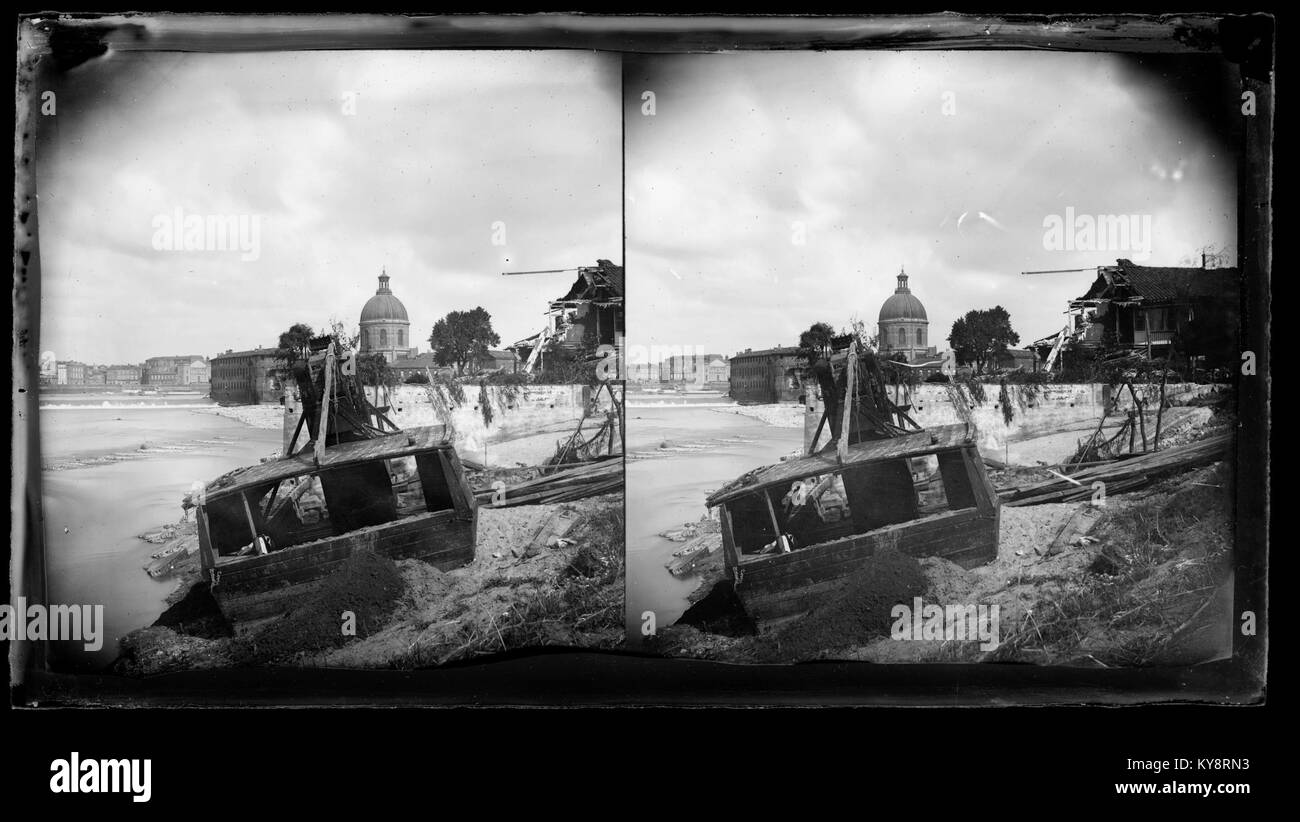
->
[153,580,233,639]
[676,580,756,637]
[232,549,405,665]
[115,626,231,676]
[754,549,927,662]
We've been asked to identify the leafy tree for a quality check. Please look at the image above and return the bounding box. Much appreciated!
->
[272,322,315,386]
[429,307,501,376]
[276,323,315,364]
[948,306,1020,374]
[796,321,837,366]
[356,352,398,405]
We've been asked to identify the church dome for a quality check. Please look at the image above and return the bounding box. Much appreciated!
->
[878,269,928,322]
[360,272,409,323]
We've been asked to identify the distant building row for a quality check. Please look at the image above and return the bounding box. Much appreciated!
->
[40,356,210,387]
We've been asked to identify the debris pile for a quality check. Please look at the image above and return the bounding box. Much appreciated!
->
[999,433,1230,506]
[473,457,622,507]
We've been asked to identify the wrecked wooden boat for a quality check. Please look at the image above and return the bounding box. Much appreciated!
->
[194,424,476,627]
[706,423,999,625]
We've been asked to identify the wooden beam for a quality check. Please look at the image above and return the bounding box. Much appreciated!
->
[239,492,259,546]
[719,505,739,573]
[196,506,214,574]
[763,489,782,548]
[838,342,856,464]
[316,345,335,466]
[807,407,828,455]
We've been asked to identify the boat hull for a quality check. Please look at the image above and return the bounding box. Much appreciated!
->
[211,509,473,624]
[734,506,999,625]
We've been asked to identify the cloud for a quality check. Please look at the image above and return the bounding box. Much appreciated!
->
[625,51,1237,356]
[34,50,621,364]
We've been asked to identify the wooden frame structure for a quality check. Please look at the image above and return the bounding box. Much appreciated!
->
[706,424,1000,625]
[195,425,476,627]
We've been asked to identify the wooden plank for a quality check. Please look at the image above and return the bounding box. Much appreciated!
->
[214,512,462,581]
[763,489,782,547]
[719,505,739,573]
[196,506,214,574]
[316,346,334,466]
[205,426,455,502]
[708,426,973,506]
[217,531,474,598]
[239,492,259,545]
[838,343,856,464]
[742,525,996,591]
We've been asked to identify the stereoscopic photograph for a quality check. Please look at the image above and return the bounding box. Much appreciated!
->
[11,14,1268,715]
[21,45,625,676]
[624,50,1251,667]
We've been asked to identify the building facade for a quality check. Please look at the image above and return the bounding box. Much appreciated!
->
[143,355,210,386]
[61,361,86,384]
[359,271,417,363]
[659,352,723,384]
[729,346,802,404]
[210,348,282,405]
[704,356,730,384]
[877,268,938,364]
[106,365,143,385]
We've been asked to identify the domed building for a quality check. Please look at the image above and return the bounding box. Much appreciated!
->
[877,267,938,363]
[359,270,416,362]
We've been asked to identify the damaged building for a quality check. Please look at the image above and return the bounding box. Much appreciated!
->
[508,259,625,378]
[1035,258,1240,371]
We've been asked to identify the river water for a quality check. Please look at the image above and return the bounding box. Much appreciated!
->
[623,401,803,640]
[36,398,282,671]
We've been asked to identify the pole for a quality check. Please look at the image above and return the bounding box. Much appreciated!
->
[838,342,857,464]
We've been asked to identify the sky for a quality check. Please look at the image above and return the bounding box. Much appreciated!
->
[624,51,1239,358]
[35,50,622,365]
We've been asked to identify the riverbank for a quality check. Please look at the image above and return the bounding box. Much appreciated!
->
[655,458,1233,666]
[116,492,625,674]
[711,403,804,428]
[193,404,283,430]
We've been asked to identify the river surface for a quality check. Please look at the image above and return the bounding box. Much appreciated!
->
[36,401,281,671]
[623,404,803,640]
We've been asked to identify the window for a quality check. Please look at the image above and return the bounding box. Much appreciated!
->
[916,328,924,346]
[898,327,906,346]
[380,329,388,347]
[398,329,405,347]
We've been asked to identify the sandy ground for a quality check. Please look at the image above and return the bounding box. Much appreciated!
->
[304,493,623,668]
[712,403,805,428]
[119,494,625,673]
[662,456,1233,667]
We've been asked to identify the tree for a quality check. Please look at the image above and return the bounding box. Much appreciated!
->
[356,353,397,405]
[273,322,315,385]
[429,307,501,376]
[796,322,837,366]
[948,306,1020,374]
[276,323,315,363]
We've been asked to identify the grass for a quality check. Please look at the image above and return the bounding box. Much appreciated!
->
[988,462,1232,666]
[395,499,626,667]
